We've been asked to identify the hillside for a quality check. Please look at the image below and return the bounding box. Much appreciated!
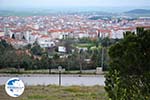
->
[125,9,150,14]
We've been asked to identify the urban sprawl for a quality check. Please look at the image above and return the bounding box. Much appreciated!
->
[0,15,150,49]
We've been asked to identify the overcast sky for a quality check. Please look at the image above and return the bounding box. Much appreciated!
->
[0,0,150,8]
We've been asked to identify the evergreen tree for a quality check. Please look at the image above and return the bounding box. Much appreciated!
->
[105,28,150,100]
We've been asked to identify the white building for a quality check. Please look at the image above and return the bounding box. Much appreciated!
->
[111,27,136,39]
[0,31,4,37]
[28,32,40,44]
[58,46,66,53]
[37,35,55,48]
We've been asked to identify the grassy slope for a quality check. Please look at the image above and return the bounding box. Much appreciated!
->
[0,85,108,100]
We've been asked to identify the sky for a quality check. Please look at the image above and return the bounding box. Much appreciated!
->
[0,0,150,9]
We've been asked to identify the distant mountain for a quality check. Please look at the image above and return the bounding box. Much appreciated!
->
[125,9,150,14]
[0,9,113,16]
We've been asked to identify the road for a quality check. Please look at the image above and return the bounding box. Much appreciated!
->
[0,74,105,86]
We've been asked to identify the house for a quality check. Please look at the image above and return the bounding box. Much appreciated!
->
[98,29,112,38]
[5,38,28,49]
[28,32,40,44]
[111,27,136,39]
[48,29,73,39]
[111,29,124,39]
[0,30,4,37]
[37,35,55,48]
[58,30,73,39]
[78,32,89,38]
[48,30,62,39]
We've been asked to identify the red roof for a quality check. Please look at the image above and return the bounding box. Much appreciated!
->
[98,29,111,33]
[48,29,73,33]
[31,32,39,35]
[138,26,150,28]
[40,35,50,38]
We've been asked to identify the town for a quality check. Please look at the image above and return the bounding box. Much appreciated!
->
[0,15,150,49]
[0,0,150,99]
[0,14,150,72]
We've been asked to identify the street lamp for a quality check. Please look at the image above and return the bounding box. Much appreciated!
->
[58,66,62,86]
[48,67,51,74]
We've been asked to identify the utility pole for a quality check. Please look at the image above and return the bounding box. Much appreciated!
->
[101,47,104,71]
[101,33,104,71]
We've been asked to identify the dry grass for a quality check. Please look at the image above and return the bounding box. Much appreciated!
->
[0,85,108,100]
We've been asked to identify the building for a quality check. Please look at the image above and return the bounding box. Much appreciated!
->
[37,35,55,48]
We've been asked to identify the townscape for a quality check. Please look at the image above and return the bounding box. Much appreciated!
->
[0,14,150,49]
[0,12,150,72]
[0,0,150,99]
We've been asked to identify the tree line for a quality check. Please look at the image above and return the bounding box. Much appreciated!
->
[0,37,119,71]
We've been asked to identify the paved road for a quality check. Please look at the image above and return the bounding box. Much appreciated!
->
[0,74,105,86]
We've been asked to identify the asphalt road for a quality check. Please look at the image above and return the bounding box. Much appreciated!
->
[0,74,105,86]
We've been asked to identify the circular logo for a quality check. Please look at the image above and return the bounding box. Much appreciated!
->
[5,78,25,97]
